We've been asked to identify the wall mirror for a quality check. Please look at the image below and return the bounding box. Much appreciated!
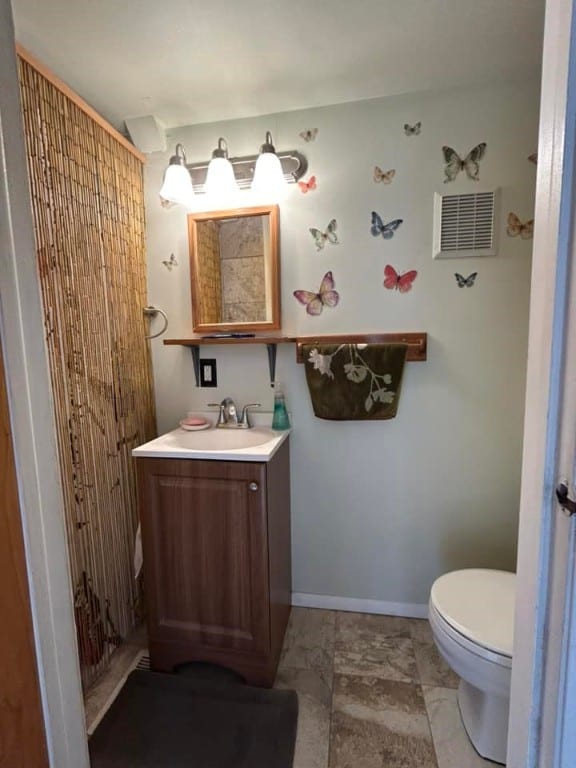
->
[188,204,280,333]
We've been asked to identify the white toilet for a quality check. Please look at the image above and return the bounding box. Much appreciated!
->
[429,569,515,765]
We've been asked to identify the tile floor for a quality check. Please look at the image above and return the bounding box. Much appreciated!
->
[275,608,498,768]
[85,608,499,767]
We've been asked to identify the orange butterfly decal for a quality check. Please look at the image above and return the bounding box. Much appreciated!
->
[298,175,317,194]
[507,212,534,240]
[374,167,396,184]
[383,265,418,293]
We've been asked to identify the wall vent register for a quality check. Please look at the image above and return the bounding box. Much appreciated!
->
[433,189,498,259]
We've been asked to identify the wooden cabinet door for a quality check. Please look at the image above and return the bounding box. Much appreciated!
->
[138,458,270,656]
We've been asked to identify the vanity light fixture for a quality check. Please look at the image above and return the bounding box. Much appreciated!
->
[251,132,288,198]
[159,138,307,206]
[158,143,195,208]
[204,137,239,198]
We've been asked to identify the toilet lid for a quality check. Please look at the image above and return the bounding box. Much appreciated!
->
[430,569,515,657]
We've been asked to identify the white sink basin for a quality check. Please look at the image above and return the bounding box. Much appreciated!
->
[132,426,289,462]
[166,427,276,451]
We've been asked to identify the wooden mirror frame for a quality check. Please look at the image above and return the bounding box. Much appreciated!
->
[188,204,280,333]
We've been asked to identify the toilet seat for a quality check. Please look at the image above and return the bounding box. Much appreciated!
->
[429,601,512,669]
[430,569,515,660]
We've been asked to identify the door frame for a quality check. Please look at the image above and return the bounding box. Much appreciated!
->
[508,0,576,765]
[0,3,89,766]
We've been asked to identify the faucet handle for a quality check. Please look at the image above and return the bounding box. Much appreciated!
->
[207,402,225,426]
[239,403,261,428]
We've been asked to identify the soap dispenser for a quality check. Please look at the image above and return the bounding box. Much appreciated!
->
[271,381,290,430]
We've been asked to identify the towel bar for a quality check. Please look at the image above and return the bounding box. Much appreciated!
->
[295,333,427,363]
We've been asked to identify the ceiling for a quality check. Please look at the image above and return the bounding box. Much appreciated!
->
[12,0,545,133]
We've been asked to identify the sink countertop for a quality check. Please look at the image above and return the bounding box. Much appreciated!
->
[132,425,290,462]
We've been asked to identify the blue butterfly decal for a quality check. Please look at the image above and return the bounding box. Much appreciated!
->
[370,211,403,240]
[454,272,478,288]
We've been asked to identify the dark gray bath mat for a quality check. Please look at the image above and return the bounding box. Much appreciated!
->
[89,668,298,768]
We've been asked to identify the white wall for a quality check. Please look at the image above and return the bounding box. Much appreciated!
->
[144,80,539,611]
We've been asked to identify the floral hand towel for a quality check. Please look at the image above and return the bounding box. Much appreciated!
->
[302,343,408,420]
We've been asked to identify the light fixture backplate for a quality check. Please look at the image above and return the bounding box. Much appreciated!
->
[187,150,307,192]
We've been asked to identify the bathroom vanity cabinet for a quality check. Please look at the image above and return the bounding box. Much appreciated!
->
[135,439,291,687]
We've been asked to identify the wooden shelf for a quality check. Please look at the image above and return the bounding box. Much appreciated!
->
[164,332,427,387]
[164,336,296,386]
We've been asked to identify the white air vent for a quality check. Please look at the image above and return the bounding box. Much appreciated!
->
[433,189,498,259]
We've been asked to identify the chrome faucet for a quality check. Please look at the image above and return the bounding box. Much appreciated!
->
[208,398,261,429]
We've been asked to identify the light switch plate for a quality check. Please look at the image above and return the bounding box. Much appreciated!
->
[199,358,217,387]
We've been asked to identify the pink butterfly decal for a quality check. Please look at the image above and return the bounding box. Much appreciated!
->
[298,175,317,193]
[294,271,340,315]
[383,265,418,293]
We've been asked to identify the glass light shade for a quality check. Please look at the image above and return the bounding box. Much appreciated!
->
[251,151,288,200]
[159,164,195,208]
[204,156,238,198]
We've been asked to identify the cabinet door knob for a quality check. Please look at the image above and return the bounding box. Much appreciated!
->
[248,482,259,492]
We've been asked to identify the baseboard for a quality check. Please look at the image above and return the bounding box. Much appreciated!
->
[291,592,428,619]
[86,649,148,736]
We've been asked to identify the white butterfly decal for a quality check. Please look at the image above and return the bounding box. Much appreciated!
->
[299,128,318,143]
[442,143,487,182]
[374,167,396,184]
[162,253,178,271]
[404,122,421,136]
[309,219,338,250]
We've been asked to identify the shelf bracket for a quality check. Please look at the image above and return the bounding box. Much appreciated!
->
[190,345,201,387]
[266,344,277,386]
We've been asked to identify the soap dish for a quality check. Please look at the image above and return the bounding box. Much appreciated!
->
[179,416,212,431]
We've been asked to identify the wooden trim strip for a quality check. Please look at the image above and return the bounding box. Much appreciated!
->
[15,43,146,163]
[295,333,427,362]
[164,335,296,346]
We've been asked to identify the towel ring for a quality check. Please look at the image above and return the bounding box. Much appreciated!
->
[143,306,169,340]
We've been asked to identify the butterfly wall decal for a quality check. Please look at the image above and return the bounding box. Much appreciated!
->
[162,253,178,271]
[404,122,421,136]
[383,265,418,292]
[293,271,340,315]
[298,175,317,194]
[309,219,338,250]
[454,272,478,288]
[528,152,538,165]
[299,128,318,142]
[442,143,487,182]
[374,167,396,184]
[507,212,534,239]
[370,211,403,239]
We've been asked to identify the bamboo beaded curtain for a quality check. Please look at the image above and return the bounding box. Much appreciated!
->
[17,52,156,690]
